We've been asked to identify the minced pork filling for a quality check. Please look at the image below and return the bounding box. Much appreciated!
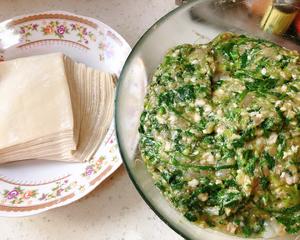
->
[139,33,300,237]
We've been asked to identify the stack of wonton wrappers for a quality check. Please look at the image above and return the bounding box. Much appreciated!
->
[0,53,115,163]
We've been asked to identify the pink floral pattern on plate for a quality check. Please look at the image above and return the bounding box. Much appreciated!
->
[82,156,104,177]
[70,23,96,44]
[19,23,39,42]
[38,179,77,201]
[16,18,118,62]
[3,187,38,205]
[41,21,70,38]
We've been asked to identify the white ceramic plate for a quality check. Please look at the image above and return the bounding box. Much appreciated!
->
[0,11,131,217]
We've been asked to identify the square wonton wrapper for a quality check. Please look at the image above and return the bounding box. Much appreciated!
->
[0,53,115,163]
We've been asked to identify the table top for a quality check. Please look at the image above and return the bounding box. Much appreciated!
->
[0,0,183,239]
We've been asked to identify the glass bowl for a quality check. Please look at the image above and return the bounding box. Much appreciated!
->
[115,0,299,239]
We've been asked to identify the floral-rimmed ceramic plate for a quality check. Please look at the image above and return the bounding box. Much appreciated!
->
[0,11,131,217]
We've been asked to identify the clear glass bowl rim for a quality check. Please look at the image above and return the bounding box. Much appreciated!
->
[115,1,201,239]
